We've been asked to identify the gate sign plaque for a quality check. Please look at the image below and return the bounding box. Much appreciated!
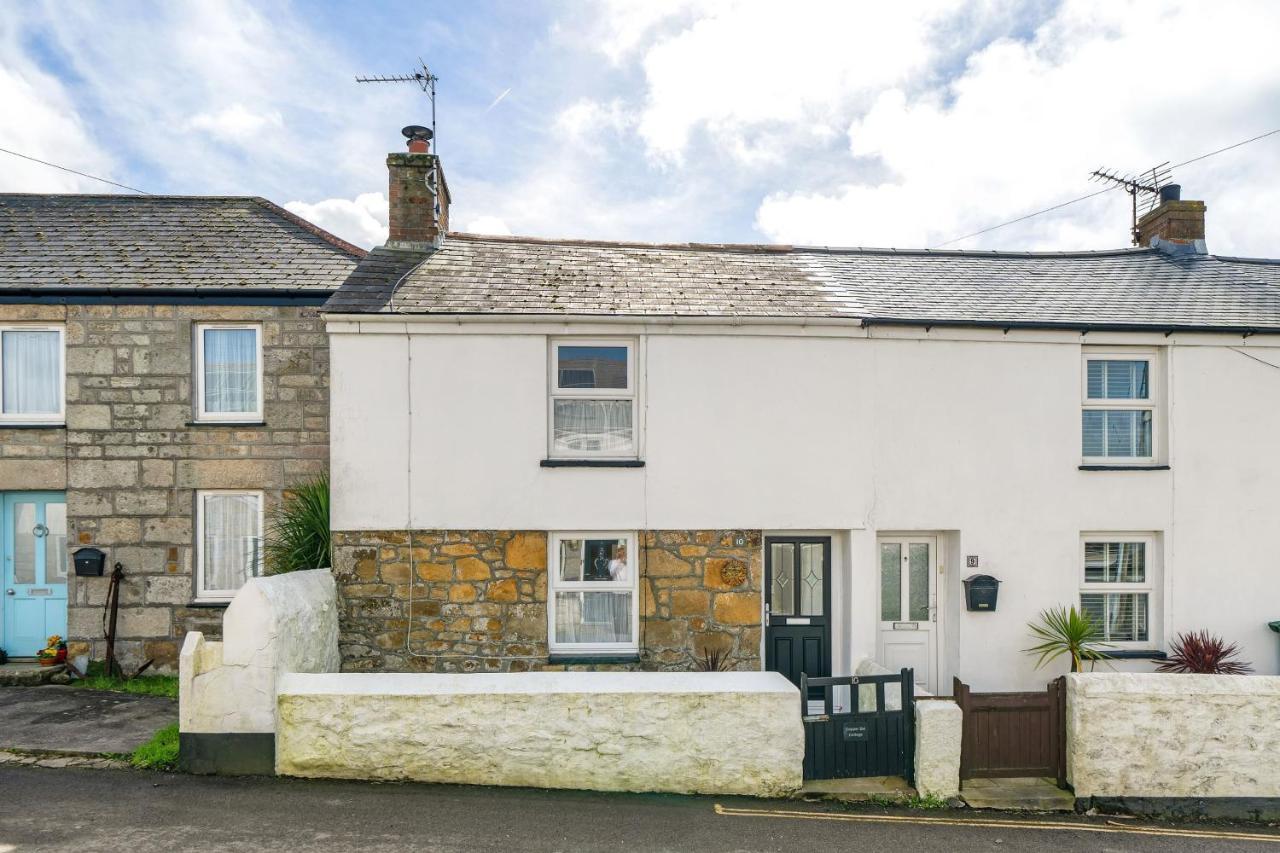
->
[842,721,870,741]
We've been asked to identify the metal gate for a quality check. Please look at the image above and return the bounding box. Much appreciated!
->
[801,669,915,782]
[953,676,1066,785]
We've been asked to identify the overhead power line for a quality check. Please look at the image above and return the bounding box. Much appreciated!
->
[0,145,152,195]
[931,127,1280,249]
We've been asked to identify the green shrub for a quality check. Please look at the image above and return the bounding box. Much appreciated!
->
[130,723,179,771]
[265,474,331,574]
[1025,605,1113,672]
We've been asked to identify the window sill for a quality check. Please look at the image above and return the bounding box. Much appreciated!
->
[1104,649,1167,660]
[186,599,231,608]
[186,421,267,428]
[540,459,645,468]
[0,422,65,429]
[547,654,641,665]
[1079,464,1170,471]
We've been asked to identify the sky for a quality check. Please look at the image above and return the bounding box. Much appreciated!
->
[3,0,1279,255]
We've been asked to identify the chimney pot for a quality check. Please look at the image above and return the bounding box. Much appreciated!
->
[1159,184,1181,204]
[401,124,433,154]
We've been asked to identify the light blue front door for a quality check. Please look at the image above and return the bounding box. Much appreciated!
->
[2,492,68,657]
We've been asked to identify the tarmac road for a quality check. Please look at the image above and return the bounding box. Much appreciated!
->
[2,764,1277,852]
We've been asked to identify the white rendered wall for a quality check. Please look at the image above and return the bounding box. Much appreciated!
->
[329,320,1280,688]
[276,671,803,796]
[1067,673,1280,798]
[179,570,340,734]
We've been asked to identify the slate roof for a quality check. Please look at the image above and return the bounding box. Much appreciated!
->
[324,233,1280,331]
[0,194,364,293]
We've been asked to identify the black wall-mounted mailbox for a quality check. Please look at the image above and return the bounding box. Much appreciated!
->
[963,574,1000,611]
[73,547,107,577]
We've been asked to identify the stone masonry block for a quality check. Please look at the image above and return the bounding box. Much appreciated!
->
[176,459,282,489]
[68,460,137,489]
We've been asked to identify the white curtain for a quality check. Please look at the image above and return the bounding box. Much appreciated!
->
[553,400,633,453]
[202,494,260,593]
[203,329,257,414]
[555,592,632,643]
[3,331,60,414]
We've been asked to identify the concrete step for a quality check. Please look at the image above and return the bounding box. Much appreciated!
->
[961,777,1076,812]
[0,662,66,687]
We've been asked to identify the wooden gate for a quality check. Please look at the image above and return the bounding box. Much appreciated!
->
[953,676,1066,785]
[801,670,915,782]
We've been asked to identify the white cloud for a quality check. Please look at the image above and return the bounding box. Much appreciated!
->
[579,0,1280,254]
[0,11,119,192]
[461,215,512,236]
[622,0,959,164]
[753,1,1280,252]
[186,104,284,143]
[284,193,388,250]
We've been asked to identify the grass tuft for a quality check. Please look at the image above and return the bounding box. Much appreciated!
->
[129,723,179,770]
[73,673,178,699]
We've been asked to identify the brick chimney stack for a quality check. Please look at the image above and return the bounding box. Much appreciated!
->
[386,125,450,248]
[1137,184,1205,251]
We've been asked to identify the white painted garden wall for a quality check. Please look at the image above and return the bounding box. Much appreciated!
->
[179,569,340,734]
[328,318,1280,689]
[1067,673,1280,798]
[275,671,804,796]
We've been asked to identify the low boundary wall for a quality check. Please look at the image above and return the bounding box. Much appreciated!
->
[276,671,804,797]
[1067,673,1280,818]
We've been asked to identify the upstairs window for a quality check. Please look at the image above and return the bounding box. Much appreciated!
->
[1082,351,1156,462]
[196,324,262,422]
[549,340,636,458]
[0,326,64,424]
[1080,537,1155,645]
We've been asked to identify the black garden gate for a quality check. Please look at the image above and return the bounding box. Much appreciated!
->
[800,669,916,782]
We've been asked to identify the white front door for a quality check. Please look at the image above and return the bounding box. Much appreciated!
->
[877,536,938,694]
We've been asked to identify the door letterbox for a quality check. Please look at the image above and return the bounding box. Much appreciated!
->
[963,574,1000,611]
[73,547,107,577]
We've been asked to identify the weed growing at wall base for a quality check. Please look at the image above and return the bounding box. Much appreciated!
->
[129,724,178,771]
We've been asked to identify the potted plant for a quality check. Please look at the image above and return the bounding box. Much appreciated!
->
[37,635,67,667]
[1025,605,1113,672]
[265,474,331,574]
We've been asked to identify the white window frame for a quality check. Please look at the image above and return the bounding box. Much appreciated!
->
[547,338,639,459]
[1081,348,1159,465]
[547,531,640,655]
[195,489,264,602]
[194,323,264,422]
[0,325,65,425]
[1079,534,1159,649]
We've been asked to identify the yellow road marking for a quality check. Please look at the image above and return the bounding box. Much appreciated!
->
[713,803,1280,844]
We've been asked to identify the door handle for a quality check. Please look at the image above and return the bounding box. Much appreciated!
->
[5,589,13,595]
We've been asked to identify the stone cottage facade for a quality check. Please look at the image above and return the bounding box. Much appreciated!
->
[0,195,360,670]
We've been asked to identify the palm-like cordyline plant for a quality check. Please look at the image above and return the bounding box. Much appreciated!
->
[1025,605,1113,672]
[1156,630,1253,674]
[265,474,331,574]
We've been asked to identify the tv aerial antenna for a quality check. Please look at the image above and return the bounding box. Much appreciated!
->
[1089,161,1172,245]
[356,58,439,150]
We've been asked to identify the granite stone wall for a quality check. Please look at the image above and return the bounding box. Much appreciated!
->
[331,529,763,673]
[0,302,330,672]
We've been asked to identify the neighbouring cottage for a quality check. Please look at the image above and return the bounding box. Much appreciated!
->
[0,195,361,671]
[322,131,1280,691]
